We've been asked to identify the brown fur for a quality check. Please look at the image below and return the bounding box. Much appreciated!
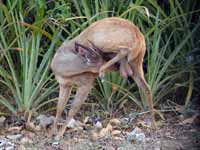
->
[51,17,156,139]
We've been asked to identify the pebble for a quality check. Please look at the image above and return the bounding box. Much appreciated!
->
[67,118,77,128]
[36,114,54,128]
[0,116,6,127]
[127,127,146,142]
[6,134,22,140]
[94,121,103,129]
[20,137,33,144]
[0,138,15,150]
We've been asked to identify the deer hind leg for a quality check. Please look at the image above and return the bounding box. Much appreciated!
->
[120,58,133,78]
[52,83,72,135]
[56,74,95,139]
[130,61,156,129]
[99,49,128,77]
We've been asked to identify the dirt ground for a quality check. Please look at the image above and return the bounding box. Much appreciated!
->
[0,110,200,150]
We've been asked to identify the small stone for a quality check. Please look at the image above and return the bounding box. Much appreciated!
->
[54,136,61,142]
[0,116,6,127]
[0,138,15,150]
[36,115,54,128]
[20,137,33,144]
[7,134,22,140]
[35,125,41,131]
[113,136,123,140]
[91,131,99,141]
[18,145,26,150]
[52,140,60,146]
[127,127,145,142]
[165,132,171,137]
[135,133,145,142]
[120,118,130,124]
[5,146,15,150]
[131,127,142,134]
[94,121,103,129]
[0,138,7,147]
[67,118,77,128]
[0,116,6,123]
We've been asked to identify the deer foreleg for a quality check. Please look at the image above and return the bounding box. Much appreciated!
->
[56,78,94,139]
[51,84,72,135]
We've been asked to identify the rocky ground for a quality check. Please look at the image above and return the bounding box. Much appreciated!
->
[0,110,200,150]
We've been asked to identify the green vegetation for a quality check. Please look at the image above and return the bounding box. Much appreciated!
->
[0,0,199,117]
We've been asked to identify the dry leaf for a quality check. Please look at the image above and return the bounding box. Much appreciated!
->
[91,131,99,141]
[105,123,113,131]
[99,123,113,138]
[109,118,121,126]
[111,130,121,136]
[179,115,197,125]
[8,126,22,132]
[99,128,109,138]
[83,116,90,124]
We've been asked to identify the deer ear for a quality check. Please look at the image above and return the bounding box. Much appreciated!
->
[88,40,103,57]
[74,42,101,57]
[74,42,90,56]
[74,42,101,64]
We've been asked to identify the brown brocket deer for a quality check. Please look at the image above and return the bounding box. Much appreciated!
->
[51,17,156,139]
